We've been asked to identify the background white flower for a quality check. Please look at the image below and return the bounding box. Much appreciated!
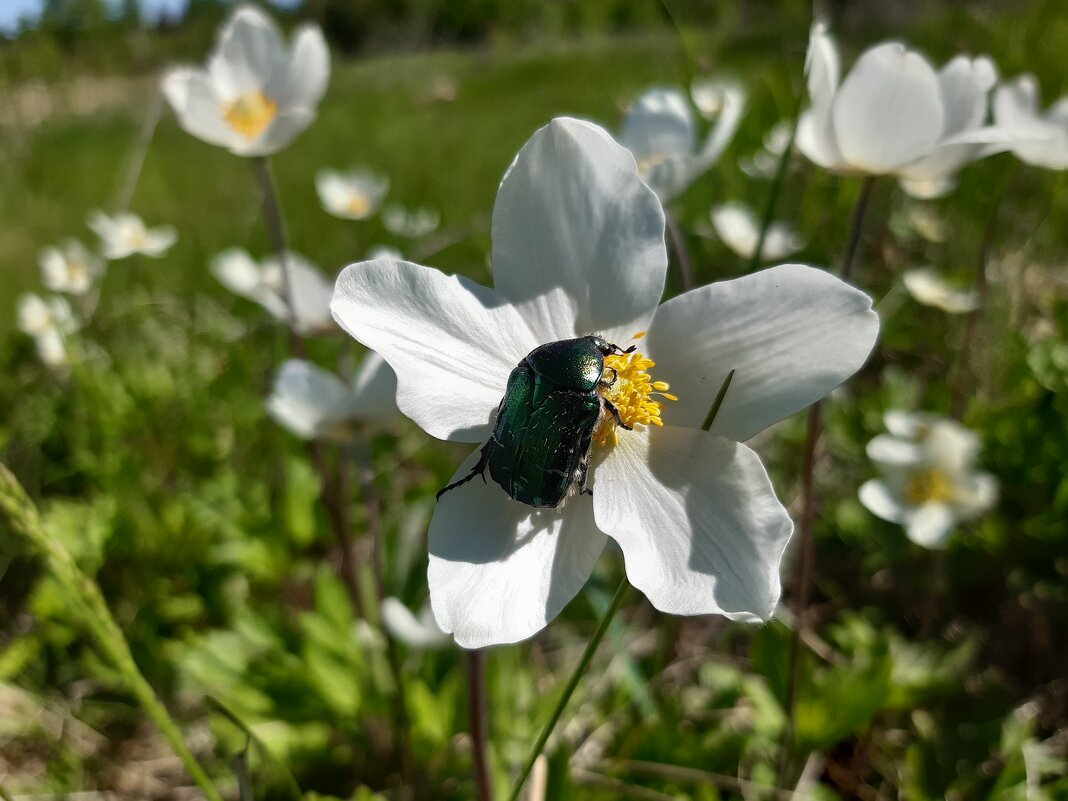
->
[332,118,879,648]
[162,4,328,157]
[382,204,440,238]
[797,21,1007,198]
[266,355,398,441]
[212,248,335,334]
[860,411,998,547]
[993,74,1068,170]
[710,202,804,261]
[17,293,79,368]
[87,211,177,260]
[316,168,390,220]
[381,598,451,649]
[903,268,980,313]
[39,240,103,295]
[740,121,795,179]
[366,245,403,260]
[619,84,745,201]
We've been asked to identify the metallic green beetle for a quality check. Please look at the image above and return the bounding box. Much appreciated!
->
[437,335,635,508]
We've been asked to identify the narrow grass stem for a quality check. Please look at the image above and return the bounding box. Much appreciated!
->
[253,155,306,359]
[777,176,876,785]
[506,578,629,801]
[747,95,803,274]
[665,212,695,291]
[115,87,163,213]
[701,369,736,432]
[206,696,302,801]
[0,464,224,801]
[469,650,494,801]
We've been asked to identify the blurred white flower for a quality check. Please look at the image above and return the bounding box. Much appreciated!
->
[87,211,177,260]
[161,5,329,157]
[367,245,403,260]
[211,248,335,334]
[316,168,389,220]
[797,21,1008,198]
[710,202,804,261]
[266,355,398,442]
[993,74,1068,170]
[903,268,979,314]
[39,240,103,295]
[17,293,78,368]
[381,598,451,649]
[619,84,745,201]
[332,117,879,648]
[740,121,795,179]
[382,204,440,238]
[860,411,997,547]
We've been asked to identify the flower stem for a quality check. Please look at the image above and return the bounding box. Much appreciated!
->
[0,463,224,801]
[252,155,306,359]
[115,87,163,213]
[776,175,876,785]
[469,650,495,801]
[701,369,736,432]
[665,212,695,291]
[506,578,629,801]
[747,95,803,274]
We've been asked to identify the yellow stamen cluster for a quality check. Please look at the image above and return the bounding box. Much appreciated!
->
[594,344,677,448]
[222,90,278,140]
[345,193,372,217]
[905,468,954,505]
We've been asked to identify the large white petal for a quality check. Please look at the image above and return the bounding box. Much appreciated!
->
[429,451,607,648]
[903,503,955,548]
[332,259,538,443]
[858,479,907,523]
[381,598,451,649]
[619,88,696,161]
[937,56,997,136]
[279,24,330,110]
[796,21,846,170]
[645,264,879,441]
[162,68,240,150]
[234,107,316,157]
[592,426,792,621]
[349,351,399,422]
[266,358,353,439]
[207,5,287,100]
[832,42,944,173]
[491,117,667,346]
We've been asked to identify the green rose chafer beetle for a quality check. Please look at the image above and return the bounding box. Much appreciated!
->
[437,335,634,508]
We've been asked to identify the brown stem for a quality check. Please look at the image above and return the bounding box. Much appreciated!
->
[840,176,876,281]
[665,212,695,292]
[469,650,494,801]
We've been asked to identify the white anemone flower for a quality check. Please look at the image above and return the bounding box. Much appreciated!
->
[860,412,997,547]
[39,240,103,295]
[993,75,1068,170]
[316,168,389,220]
[619,85,745,202]
[367,245,403,260]
[17,293,78,368]
[381,598,451,649]
[87,211,177,260]
[797,21,1007,199]
[211,248,335,334]
[740,121,795,179]
[903,268,980,314]
[382,205,440,239]
[331,118,880,649]
[266,355,398,442]
[161,5,329,157]
[710,202,805,262]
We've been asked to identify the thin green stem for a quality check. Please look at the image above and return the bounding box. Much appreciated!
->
[747,94,803,273]
[701,369,736,432]
[665,212,695,291]
[0,463,224,801]
[506,578,629,801]
[206,696,302,801]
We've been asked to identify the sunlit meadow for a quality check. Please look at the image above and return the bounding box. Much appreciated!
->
[2,1,1067,800]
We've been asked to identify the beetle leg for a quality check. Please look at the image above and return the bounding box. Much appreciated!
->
[606,341,637,356]
[436,439,494,499]
[600,366,619,388]
[604,399,632,430]
[577,457,592,496]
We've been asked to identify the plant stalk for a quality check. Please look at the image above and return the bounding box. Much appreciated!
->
[665,212,695,291]
[747,94,803,273]
[469,650,494,801]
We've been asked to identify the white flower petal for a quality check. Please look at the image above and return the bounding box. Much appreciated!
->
[331,258,539,443]
[995,75,1068,169]
[646,264,879,441]
[832,42,944,173]
[266,358,353,440]
[866,434,923,467]
[884,410,935,439]
[953,471,998,520]
[275,252,335,333]
[796,21,846,170]
[903,268,980,313]
[690,82,746,177]
[938,56,997,136]
[710,202,802,261]
[280,24,329,109]
[492,117,667,346]
[349,351,399,422]
[162,68,238,150]
[619,88,696,162]
[141,226,178,257]
[429,450,607,648]
[904,503,955,548]
[237,107,315,157]
[592,426,792,621]
[208,4,287,100]
[859,479,907,523]
[381,598,451,649]
[18,294,52,336]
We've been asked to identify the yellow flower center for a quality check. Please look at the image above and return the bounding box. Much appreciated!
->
[345,192,372,217]
[905,468,954,505]
[635,153,666,179]
[222,91,278,140]
[594,337,676,448]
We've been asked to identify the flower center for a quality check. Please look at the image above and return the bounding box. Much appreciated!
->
[635,153,666,179]
[345,192,372,217]
[594,342,676,448]
[905,468,953,505]
[222,91,278,140]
